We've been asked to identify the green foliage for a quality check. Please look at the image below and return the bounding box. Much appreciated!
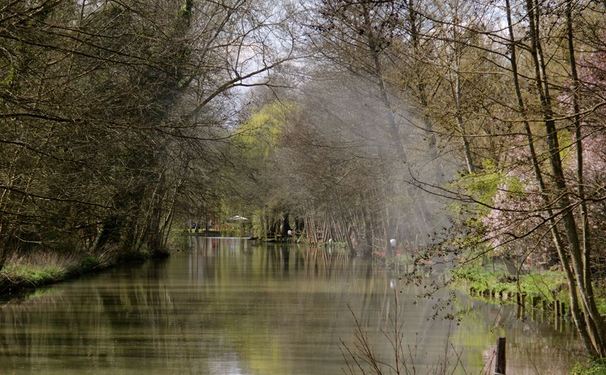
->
[459,161,503,202]
[78,256,101,272]
[593,282,606,314]
[237,101,297,158]
[167,229,190,252]
[596,298,606,315]
[558,130,574,163]
[449,159,524,216]
[251,212,265,239]
[571,360,606,375]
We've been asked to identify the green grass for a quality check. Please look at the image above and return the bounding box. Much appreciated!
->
[452,264,606,316]
[0,264,65,285]
[452,264,568,302]
[0,251,107,295]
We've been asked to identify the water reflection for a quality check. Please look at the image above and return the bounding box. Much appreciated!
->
[0,238,580,374]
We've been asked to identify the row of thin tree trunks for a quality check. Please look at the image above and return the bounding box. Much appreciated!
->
[300,200,402,258]
[0,175,179,270]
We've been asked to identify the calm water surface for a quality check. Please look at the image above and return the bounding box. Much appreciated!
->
[0,238,581,374]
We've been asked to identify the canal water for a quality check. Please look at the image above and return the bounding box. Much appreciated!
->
[0,238,581,374]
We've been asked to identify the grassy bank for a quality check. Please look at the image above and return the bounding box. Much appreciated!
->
[452,263,606,316]
[0,245,172,299]
[0,228,194,299]
[452,263,606,374]
[0,252,101,297]
[452,264,569,303]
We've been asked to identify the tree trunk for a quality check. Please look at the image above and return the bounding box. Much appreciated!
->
[505,0,595,354]
[525,0,605,355]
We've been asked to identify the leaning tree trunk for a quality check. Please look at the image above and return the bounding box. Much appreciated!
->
[565,0,595,325]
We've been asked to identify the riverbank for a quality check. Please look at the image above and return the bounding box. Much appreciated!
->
[0,249,158,299]
[452,263,606,313]
[0,228,193,300]
[452,263,606,374]
[0,256,97,299]
[0,227,260,299]
[452,264,568,303]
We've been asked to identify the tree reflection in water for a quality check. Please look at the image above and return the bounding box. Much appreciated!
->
[0,239,579,374]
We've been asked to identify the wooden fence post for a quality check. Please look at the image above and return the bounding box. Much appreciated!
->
[495,337,506,374]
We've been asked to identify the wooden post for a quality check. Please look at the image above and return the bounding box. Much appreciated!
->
[495,337,506,374]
